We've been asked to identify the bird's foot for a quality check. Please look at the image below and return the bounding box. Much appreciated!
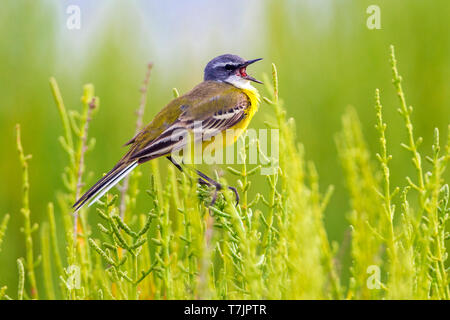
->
[198,178,239,206]
[228,186,240,205]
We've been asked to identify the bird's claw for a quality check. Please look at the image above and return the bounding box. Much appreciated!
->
[228,186,239,205]
[198,178,239,207]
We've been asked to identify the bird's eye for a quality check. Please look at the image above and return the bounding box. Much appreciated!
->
[224,64,234,70]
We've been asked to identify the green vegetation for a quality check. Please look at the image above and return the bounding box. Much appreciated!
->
[336,47,449,299]
[1,0,449,301]
[0,45,448,299]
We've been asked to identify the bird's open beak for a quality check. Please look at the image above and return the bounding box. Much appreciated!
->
[241,58,263,84]
[242,58,263,67]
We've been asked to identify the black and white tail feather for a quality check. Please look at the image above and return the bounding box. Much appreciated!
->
[72,122,186,213]
[72,161,138,213]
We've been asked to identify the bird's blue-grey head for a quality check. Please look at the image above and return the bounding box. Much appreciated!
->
[204,54,263,86]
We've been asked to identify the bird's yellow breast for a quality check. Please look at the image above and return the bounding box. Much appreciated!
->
[200,84,260,150]
[238,86,260,129]
[225,85,260,145]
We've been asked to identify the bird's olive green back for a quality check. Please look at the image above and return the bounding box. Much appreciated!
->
[128,80,249,151]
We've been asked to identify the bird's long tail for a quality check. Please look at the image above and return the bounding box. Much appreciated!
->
[73,161,138,213]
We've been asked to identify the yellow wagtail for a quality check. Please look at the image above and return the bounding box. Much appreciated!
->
[73,54,262,212]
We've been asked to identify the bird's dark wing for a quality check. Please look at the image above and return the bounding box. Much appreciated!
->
[128,81,250,161]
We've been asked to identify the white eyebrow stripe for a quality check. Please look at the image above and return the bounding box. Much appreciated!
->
[212,61,240,68]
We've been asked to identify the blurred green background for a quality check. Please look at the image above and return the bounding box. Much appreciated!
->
[1,0,449,289]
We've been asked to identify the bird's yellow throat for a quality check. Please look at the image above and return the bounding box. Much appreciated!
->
[222,83,260,146]
[234,84,260,132]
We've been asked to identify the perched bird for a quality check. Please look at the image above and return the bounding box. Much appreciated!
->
[73,54,263,212]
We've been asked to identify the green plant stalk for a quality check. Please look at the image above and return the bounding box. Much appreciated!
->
[75,84,95,199]
[398,187,416,291]
[17,258,25,300]
[196,210,215,299]
[125,169,142,223]
[49,77,75,167]
[308,163,342,299]
[150,159,164,207]
[16,124,39,300]
[374,89,398,264]
[47,203,64,276]
[59,195,76,299]
[191,186,207,298]
[93,197,124,298]
[390,46,447,298]
[242,154,249,222]
[162,184,174,298]
[260,64,282,257]
[78,203,97,298]
[217,183,249,296]
[390,46,425,206]
[169,161,181,212]
[374,88,417,298]
[132,252,138,298]
[47,202,66,298]
[152,180,174,298]
[336,109,383,299]
[73,85,97,239]
[238,138,251,225]
[0,214,10,253]
[40,222,56,300]
[427,129,449,299]
[50,79,99,298]
[50,77,82,298]
[261,171,278,253]
[89,194,157,299]
[227,137,261,229]
[136,213,153,296]
[179,173,196,294]
[0,286,11,300]
[264,64,287,188]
